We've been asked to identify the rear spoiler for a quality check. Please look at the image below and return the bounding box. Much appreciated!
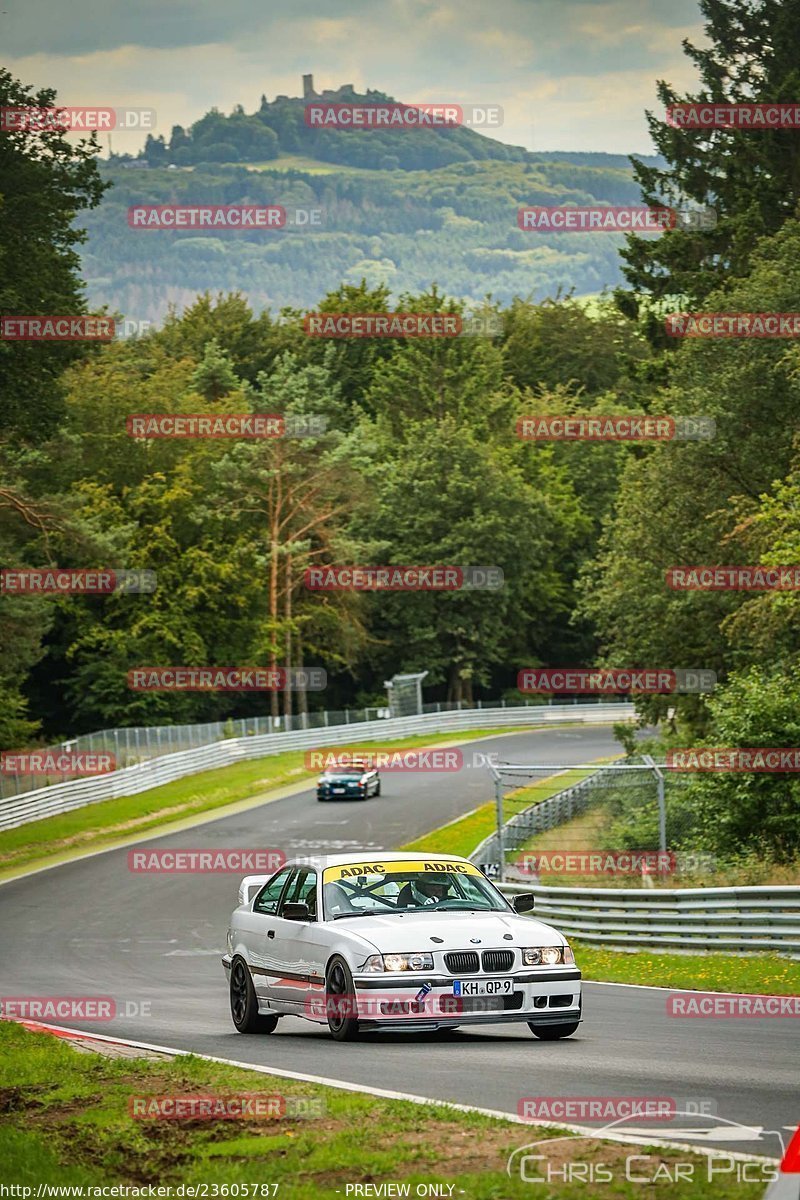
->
[238,874,272,906]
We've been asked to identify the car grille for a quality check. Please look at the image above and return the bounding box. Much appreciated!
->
[444,951,479,974]
[481,949,514,972]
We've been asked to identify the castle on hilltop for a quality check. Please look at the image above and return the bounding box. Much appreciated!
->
[303,74,354,100]
[269,76,381,104]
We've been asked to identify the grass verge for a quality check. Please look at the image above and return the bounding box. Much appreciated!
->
[0,1021,770,1198]
[574,942,800,995]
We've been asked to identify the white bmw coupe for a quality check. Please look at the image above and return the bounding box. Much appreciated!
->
[223,852,581,1042]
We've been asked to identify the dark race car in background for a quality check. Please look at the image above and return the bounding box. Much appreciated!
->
[316,760,381,801]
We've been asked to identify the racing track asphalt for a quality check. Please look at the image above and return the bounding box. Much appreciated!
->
[0,725,797,1160]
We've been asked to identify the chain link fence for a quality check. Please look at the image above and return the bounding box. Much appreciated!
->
[476,758,708,888]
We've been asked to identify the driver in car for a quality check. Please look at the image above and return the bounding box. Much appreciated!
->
[397,876,452,908]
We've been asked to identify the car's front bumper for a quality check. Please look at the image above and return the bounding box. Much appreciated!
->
[317,788,367,800]
[347,967,582,1030]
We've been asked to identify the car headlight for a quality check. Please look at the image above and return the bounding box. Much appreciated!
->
[522,945,573,966]
[381,952,435,972]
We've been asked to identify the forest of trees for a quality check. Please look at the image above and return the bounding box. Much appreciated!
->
[3,0,800,864]
[82,155,646,319]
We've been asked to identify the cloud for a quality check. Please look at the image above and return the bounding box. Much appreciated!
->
[2,0,707,152]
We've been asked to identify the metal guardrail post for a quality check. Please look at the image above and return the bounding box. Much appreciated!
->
[643,754,667,853]
[495,772,506,883]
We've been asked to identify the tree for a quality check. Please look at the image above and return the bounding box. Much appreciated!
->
[211,350,365,719]
[0,68,109,441]
[619,0,800,316]
[0,69,109,740]
[674,667,800,859]
[580,218,800,729]
[503,294,647,399]
[0,456,53,746]
[299,280,397,415]
[154,293,298,386]
[190,338,240,401]
[143,133,168,165]
[348,413,569,701]
[169,125,190,154]
[721,446,800,661]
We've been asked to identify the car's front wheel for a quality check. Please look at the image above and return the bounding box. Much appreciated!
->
[230,956,279,1034]
[527,1020,579,1040]
[325,956,360,1041]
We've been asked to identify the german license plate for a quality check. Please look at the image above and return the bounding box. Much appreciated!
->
[332,788,346,794]
[453,978,513,997]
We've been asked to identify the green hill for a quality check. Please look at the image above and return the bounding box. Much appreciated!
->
[85,81,663,322]
[139,77,532,172]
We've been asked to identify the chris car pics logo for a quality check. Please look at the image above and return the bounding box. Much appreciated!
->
[507,1113,785,1186]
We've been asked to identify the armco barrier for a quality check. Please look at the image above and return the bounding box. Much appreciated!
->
[0,702,633,832]
[497,881,800,956]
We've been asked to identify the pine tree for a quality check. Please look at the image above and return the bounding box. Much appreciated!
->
[190,339,240,401]
[618,0,800,322]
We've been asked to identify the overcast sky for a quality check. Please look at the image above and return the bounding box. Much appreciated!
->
[2,0,707,154]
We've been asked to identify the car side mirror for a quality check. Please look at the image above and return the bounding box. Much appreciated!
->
[512,893,535,914]
[282,901,311,922]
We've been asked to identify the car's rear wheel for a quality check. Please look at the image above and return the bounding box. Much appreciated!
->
[230,957,279,1034]
[374,780,381,796]
[527,1020,579,1040]
[326,956,360,1041]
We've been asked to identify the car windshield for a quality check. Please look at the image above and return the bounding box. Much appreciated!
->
[324,772,363,781]
[322,861,509,920]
